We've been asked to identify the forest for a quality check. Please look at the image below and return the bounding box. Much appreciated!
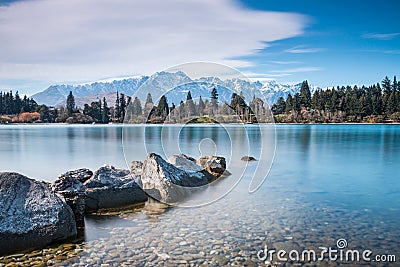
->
[271,76,400,123]
[1,75,399,124]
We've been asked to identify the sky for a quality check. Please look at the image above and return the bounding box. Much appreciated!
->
[0,0,399,95]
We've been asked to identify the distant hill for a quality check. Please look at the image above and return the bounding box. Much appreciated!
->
[31,72,320,108]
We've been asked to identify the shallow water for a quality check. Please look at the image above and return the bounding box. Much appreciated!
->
[0,124,399,266]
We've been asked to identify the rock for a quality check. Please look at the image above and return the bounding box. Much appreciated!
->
[240,156,257,161]
[52,169,92,225]
[196,156,228,180]
[169,154,214,182]
[56,190,86,226]
[130,161,143,176]
[83,165,147,212]
[60,168,93,183]
[168,154,202,172]
[140,153,209,203]
[0,172,77,256]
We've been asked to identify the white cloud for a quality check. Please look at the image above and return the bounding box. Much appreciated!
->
[269,60,301,65]
[362,32,400,40]
[270,67,322,73]
[285,45,324,54]
[0,0,307,90]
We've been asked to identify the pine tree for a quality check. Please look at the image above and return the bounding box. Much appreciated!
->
[132,97,142,116]
[144,92,154,116]
[102,97,110,123]
[120,93,126,122]
[285,94,293,113]
[299,80,311,108]
[66,91,75,117]
[185,91,196,117]
[115,92,121,121]
[271,97,286,114]
[146,93,153,104]
[293,93,301,112]
[210,87,218,114]
[198,96,205,116]
[156,95,169,118]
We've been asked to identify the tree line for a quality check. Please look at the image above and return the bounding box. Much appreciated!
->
[125,87,272,123]
[271,76,400,123]
[2,75,399,124]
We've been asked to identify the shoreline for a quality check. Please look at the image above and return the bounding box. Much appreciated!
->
[1,122,400,126]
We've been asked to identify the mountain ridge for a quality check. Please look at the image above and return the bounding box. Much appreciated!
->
[31,72,320,108]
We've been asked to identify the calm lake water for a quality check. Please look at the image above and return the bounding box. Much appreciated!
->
[0,124,399,266]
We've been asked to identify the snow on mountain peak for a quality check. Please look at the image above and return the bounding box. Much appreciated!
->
[31,71,320,107]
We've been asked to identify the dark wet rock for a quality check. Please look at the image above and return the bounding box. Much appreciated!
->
[61,168,93,183]
[141,153,209,203]
[241,156,257,161]
[196,156,229,180]
[52,169,92,224]
[84,165,147,212]
[0,172,77,256]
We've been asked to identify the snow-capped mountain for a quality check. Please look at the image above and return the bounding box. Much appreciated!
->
[31,71,320,107]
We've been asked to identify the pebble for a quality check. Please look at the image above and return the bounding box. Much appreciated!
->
[0,187,398,267]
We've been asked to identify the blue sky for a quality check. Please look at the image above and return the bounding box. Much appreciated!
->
[0,0,399,95]
[237,0,400,87]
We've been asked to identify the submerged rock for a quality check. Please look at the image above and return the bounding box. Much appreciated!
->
[241,156,257,161]
[0,172,77,255]
[140,153,209,203]
[84,165,147,212]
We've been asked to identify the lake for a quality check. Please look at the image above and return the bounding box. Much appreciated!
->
[0,124,399,266]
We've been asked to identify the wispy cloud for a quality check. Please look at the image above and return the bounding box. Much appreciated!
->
[0,0,308,90]
[362,49,400,54]
[285,46,324,54]
[270,67,322,73]
[362,32,400,40]
[269,60,301,65]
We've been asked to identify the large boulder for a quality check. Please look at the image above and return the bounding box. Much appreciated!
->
[140,153,209,203]
[83,165,147,212]
[0,172,77,255]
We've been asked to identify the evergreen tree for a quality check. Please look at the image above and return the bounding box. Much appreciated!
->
[271,97,286,114]
[115,92,121,120]
[102,97,110,123]
[185,91,196,117]
[144,92,154,116]
[285,94,293,113]
[156,95,169,118]
[198,96,205,116]
[299,80,312,108]
[132,97,142,116]
[293,93,301,112]
[210,87,218,114]
[66,91,75,117]
[120,93,126,122]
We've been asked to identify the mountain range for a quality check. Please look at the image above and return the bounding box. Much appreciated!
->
[31,71,320,108]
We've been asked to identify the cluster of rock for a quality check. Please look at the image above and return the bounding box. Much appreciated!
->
[0,153,228,255]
